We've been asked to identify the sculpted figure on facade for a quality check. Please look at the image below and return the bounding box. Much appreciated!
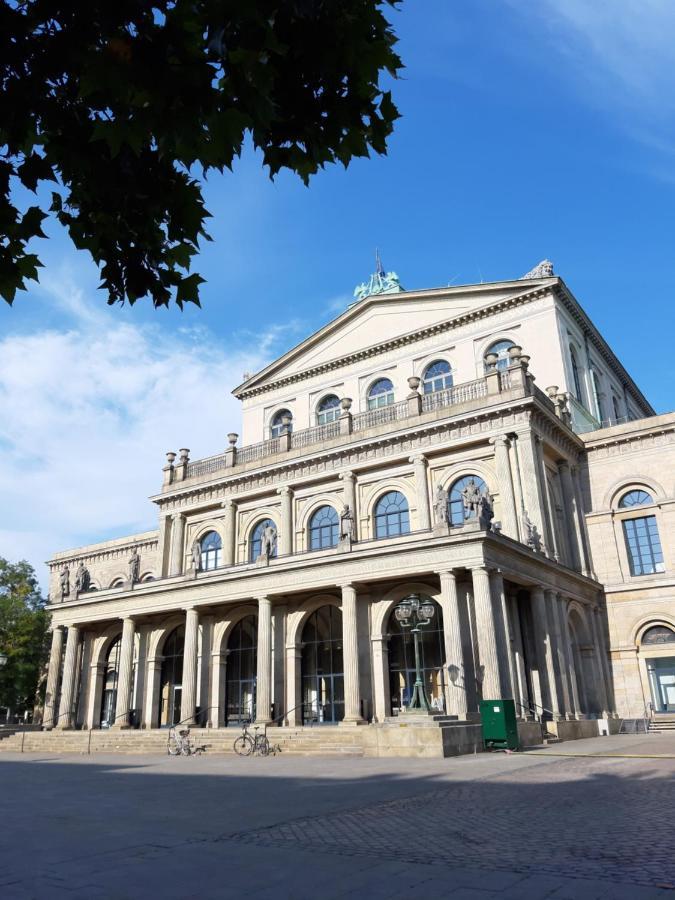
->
[259,523,277,561]
[191,540,201,573]
[59,566,70,600]
[74,561,90,594]
[521,259,554,280]
[128,547,141,585]
[433,483,448,526]
[461,478,483,519]
[339,505,355,543]
[522,511,542,552]
[477,490,494,530]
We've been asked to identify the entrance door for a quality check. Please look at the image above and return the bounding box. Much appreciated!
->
[100,689,116,728]
[159,625,185,727]
[648,657,675,712]
[301,606,344,724]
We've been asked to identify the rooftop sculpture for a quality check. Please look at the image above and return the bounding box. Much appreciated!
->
[353,250,403,302]
[521,259,555,280]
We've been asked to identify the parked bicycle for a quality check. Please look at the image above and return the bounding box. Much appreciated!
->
[233,722,280,757]
[167,727,204,756]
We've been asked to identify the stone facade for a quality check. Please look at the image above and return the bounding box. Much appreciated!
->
[41,271,672,745]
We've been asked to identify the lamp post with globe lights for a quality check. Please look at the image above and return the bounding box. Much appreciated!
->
[0,652,7,725]
[394,594,436,712]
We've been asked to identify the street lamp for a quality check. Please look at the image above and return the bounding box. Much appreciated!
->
[394,594,436,712]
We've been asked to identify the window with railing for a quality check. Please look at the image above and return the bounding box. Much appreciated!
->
[316,395,341,425]
[367,378,394,409]
[422,360,453,394]
[270,409,292,439]
[485,340,514,372]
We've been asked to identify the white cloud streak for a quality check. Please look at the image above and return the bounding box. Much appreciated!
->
[0,269,291,590]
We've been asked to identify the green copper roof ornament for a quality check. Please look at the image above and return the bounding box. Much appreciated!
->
[353,250,404,302]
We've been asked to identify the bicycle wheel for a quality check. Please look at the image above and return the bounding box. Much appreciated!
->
[233,735,253,756]
[167,740,180,756]
[257,736,271,757]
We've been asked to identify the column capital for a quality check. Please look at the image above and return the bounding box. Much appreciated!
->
[556,458,571,472]
[339,470,356,483]
[434,568,457,580]
[119,615,136,625]
[171,511,184,522]
[276,485,293,496]
[337,581,357,592]
[184,606,199,617]
[221,498,235,510]
[488,434,510,447]
[543,587,556,600]
[256,594,271,605]
[409,453,427,465]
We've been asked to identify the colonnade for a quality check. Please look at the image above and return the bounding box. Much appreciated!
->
[43,573,612,731]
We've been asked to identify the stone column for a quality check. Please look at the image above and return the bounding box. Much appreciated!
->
[509,593,529,713]
[594,604,616,715]
[43,625,65,729]
[169,513,186,576]
[530,588,560,718]
[411,454,431,530]
[57,625,81,729]
[256,597,272,724]
[222,500,236,566]
[534,436,556,559]
[554,593,575,719]
[180,608,199,725]
[471,566,502,700]
[513,430,548,555]
[209,650,227,728]
[547,592,571,719]
[143,656,162,729]
[273,604,287,724]
[557,461,582,571]
[437,571,468,718]
[490,435,519,539]
[85,662,105,730]
[340,471,358,540]
[589,606,610,716]
[490,571,515,700]
[113,617,136,727]
[341,584,364,723]
[277,486,293,556]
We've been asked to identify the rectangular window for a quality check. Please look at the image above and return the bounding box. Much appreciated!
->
[623,516,665,576]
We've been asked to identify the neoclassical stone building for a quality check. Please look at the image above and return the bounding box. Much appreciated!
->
[41,261,674,751]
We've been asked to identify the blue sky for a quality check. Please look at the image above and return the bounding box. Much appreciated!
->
[2,0,675,587]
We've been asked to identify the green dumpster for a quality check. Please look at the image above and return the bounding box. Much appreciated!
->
[479,699,519,750]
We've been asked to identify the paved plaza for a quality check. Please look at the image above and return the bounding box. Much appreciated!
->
[1,734,674,899]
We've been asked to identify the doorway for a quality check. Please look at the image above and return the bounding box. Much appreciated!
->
[160,625,184,727]
[301,605,344,724]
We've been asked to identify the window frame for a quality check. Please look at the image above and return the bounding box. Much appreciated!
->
[373,490,410,539]
[484,339,515,372]
[270,408,293,439]
[367,378,395,410]
[316,394,341,426]
[422,359,453,395]
[200,530,223,571]
[308,505,340,550]
[249,518,277,562]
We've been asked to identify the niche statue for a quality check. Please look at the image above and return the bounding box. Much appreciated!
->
[128,547,141,585]
[74,561,91,594]
[59,566,70,601]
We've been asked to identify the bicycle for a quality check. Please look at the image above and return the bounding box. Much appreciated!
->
[233,722,281,757]
[167,727,204,756]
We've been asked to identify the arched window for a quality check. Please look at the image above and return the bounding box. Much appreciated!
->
[485,339,514,372]
[642,625,675,645]
[270,409,292,438]
[448,475,488,526]
[309,506,339,550]
[612,394,622,422]
[141,574,155,583]
[374,491,410,538]
[422,360,453,394]
[302,606,344,724]
[367,378,394,410]
[250,518,276,562]
[199,531,222,571]
[110,578,125,588]
[225,616,257,725]
[590,368,604,421]
[570,346,583,401]
[619,489,653,508]
[316,395,341,425]
[100,637,121,728]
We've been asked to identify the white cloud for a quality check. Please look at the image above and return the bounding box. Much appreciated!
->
[0,269,291,591]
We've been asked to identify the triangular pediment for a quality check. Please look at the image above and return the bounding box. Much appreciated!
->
[233,278,555,396]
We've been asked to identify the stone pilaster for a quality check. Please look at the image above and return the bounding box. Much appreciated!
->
[143,656,162,729]
[180,608,199,725]
[255,597,272,724]
[534,436,556,559]
[277,486,293,555]
[411,454,431,530]
[169,513,186,577]
[57,625,80,729]
[557,461,582,572]
[545,590,568,718]
[437,570,468,718]
[341,584,364,723]
[513,430,548,555]
[553,593,574,719]
[570,465,592,576]
[43,625,64,729]
[222,499,236,566]
[113,617,136,727]
[340,471,357,540]
[85,662,105,730]
[508,593,529,714]
[471,566,501,700]
[490,435,519,539]
[285,642,302,725]
[589,606,610,717]
[530,588,560,718]
[209,650,227,728]
[370,635,389,723]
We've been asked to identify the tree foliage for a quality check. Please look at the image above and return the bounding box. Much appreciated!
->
[1,1,402,308]
[0,558,49,715]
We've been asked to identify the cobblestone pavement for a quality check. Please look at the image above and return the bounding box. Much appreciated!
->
[1,734,674,899]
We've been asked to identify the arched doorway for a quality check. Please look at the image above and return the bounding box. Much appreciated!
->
[387,597,446,714]
[160,625,184,727]
[301,605,344,724]
[642,625,675,713]
[100,637,121,728]
[225,616,257,725]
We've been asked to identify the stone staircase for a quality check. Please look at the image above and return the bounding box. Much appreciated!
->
[649,714,675,733]
[0,725,365,757]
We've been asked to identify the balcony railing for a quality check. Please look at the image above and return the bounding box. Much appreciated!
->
[176,364,531,486]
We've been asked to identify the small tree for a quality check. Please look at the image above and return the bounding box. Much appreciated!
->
[0,558,49,722]
[1,1,402,309]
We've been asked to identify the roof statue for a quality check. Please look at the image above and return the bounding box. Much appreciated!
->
[521,259,555,280]
[353,250,404,302]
